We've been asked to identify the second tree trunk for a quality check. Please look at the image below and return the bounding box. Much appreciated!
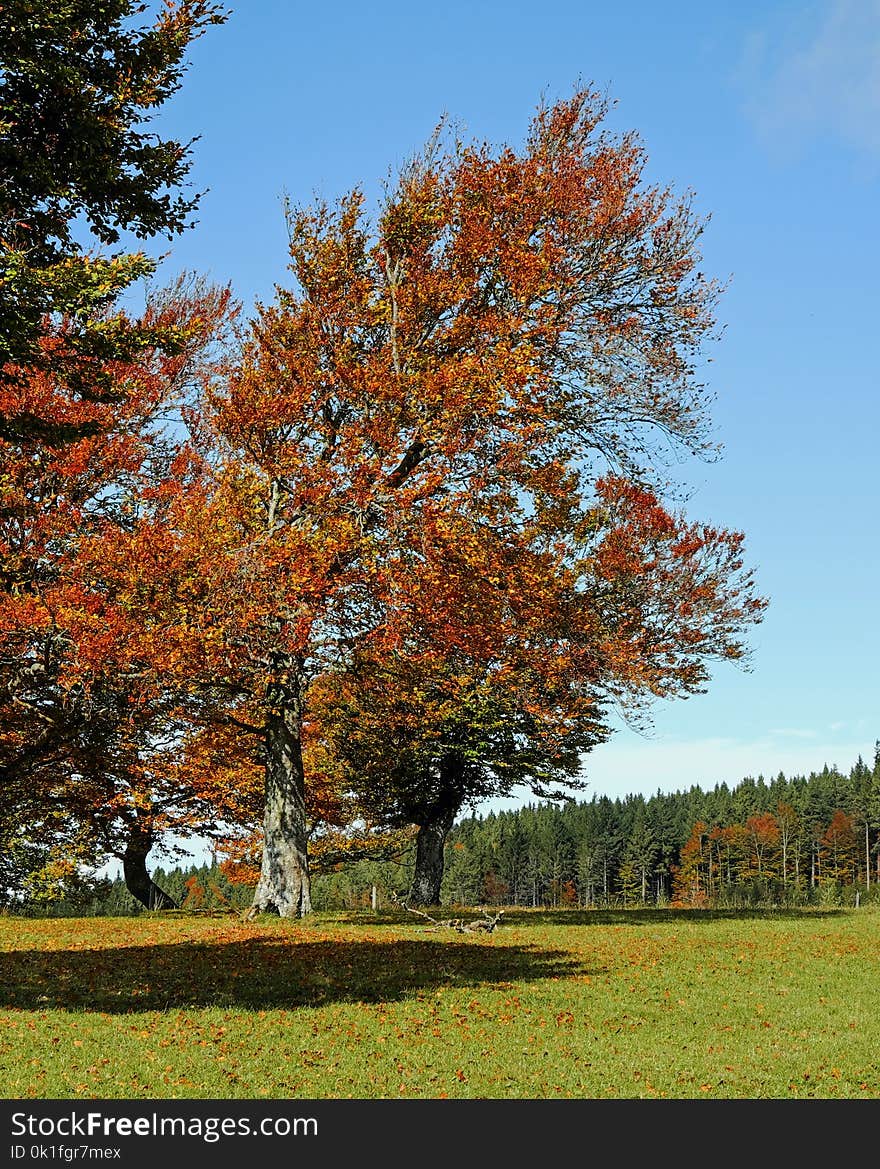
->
[408,796,461,906]
[123,826,177,910]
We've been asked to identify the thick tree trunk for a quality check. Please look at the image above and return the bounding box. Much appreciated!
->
[407,753,466,906]
[123,830,177,910]
[249,693,311,918]
[408,802,458,906]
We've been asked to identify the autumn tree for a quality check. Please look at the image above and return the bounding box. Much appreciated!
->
[819,810,858,886]
[310,597,607,907]
[0,276,232,904]
[313,472,761,905]
[671,820,709,907]
[0,1,229,900]
[134,86,764,918]
[710,823,744,889]
[744,812,780,878]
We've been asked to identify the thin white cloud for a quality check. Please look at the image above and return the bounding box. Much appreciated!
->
[741,0,880,159]
[768,727,818,739]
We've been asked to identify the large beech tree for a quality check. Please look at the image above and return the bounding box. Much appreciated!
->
[134,87,764,917]
[311,651,605,907]
[313,476,765,905]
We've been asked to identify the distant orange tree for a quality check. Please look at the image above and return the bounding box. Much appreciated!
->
[671,822,710,907]
[744,813,781,878]
[820,811,858,885]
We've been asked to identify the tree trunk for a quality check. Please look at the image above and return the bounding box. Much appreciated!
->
[249,693,312,918]
[408,798,459,906]
[406,752,466,907]
[123,829,177,910]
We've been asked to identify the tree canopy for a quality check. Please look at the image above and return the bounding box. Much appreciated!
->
[100,87,766,914]
[1,19,767,914]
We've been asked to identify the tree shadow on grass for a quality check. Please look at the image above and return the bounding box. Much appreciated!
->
[477,907,850,927]
[336,906,849,930]
[0,936,584,1013]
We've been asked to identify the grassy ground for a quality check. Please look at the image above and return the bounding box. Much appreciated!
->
[1,906,878,1099]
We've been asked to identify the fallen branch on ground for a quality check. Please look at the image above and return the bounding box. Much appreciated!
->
[390,894,504,933]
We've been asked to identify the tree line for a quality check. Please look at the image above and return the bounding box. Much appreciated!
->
[445,752,880,908]
[313,749,880,911]
[14,747,876,916]
[2,4,769,915]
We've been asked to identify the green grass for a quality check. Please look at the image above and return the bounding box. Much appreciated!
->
[1,906,878,1099]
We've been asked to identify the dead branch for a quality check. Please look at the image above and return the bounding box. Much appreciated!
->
[390,894,503,933]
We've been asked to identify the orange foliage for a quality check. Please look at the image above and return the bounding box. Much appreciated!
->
[820,810,858,883]
[41,88,765,913]
[0,277,236,869]
[671,821,709,907]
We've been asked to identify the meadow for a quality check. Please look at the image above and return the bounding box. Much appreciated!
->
[1,907,878,1100]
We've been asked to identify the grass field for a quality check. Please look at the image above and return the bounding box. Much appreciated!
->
[1,906,878,1099]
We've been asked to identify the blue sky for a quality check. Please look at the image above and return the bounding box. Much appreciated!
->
[141,0,879,815]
